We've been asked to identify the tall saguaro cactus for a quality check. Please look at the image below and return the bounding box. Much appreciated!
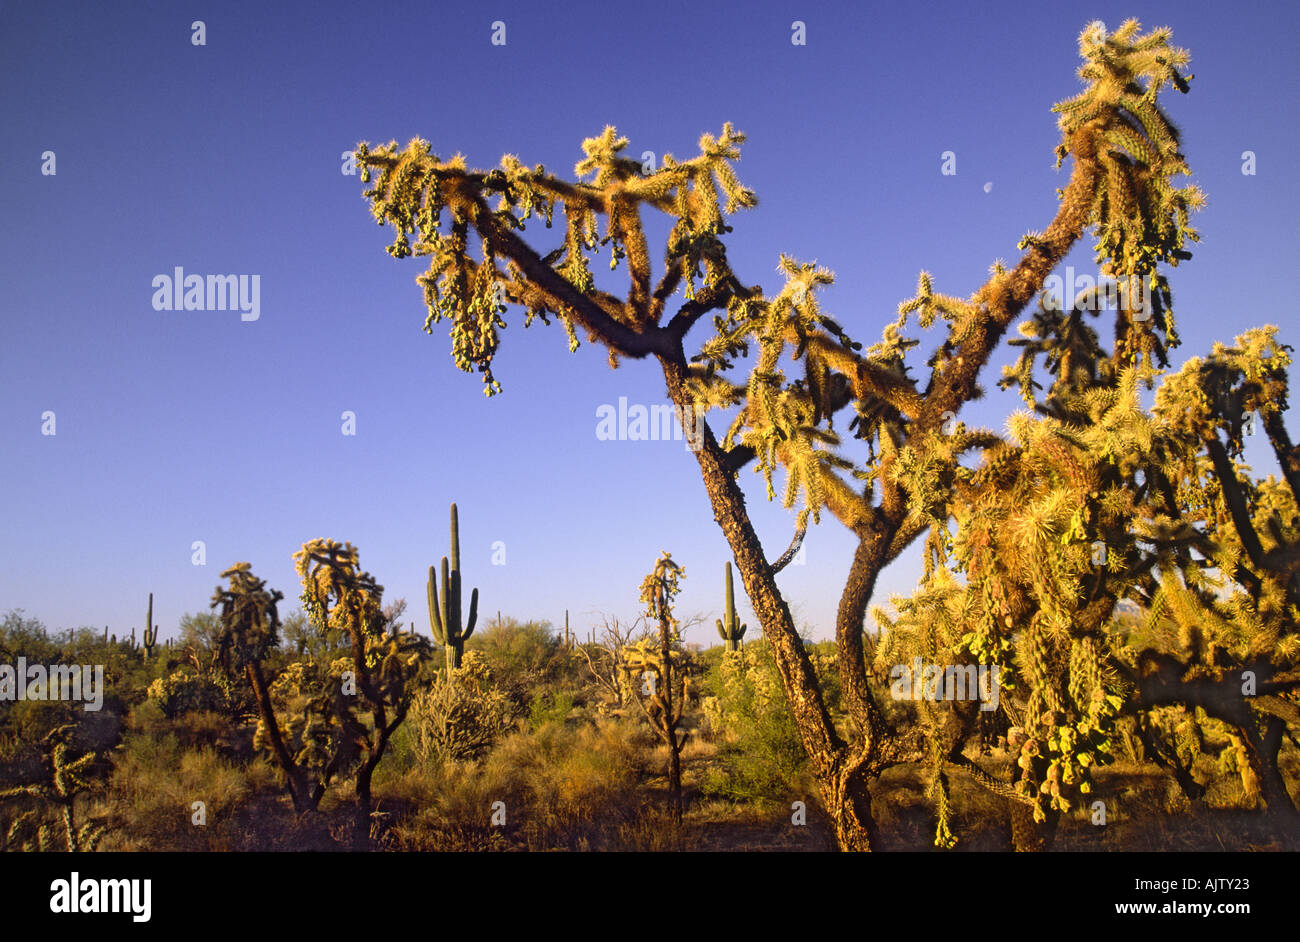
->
[427,503,479,670]
[716,562,747,651]
[141,593,159,660]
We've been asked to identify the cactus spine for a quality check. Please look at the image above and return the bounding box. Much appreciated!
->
[141,594,158,659]
[427,503,479,670]
[716,562,747,651]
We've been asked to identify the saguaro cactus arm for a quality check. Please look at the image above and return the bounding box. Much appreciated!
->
[427,564,445,645]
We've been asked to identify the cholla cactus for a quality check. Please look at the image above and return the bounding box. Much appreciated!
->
[407,651,513,765]
[212,562,306,809]
[146,666,223,719]
[631,552,692,821]
[353,20,1220,852]
[702,643,786,742]
[620,638,692,693]
[0,725,106,852]
[294,538,431,848]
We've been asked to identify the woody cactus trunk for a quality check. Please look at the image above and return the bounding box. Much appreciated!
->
[716,562,747,651]
[427,503,479,670]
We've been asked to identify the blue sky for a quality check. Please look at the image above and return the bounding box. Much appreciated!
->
[2,0,1297,646]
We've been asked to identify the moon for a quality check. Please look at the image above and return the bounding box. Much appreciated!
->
[983,182,993,193]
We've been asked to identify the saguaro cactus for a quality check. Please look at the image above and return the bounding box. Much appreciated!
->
[716,562,747,651]
[140,594,159,660]
[427,503,479,670]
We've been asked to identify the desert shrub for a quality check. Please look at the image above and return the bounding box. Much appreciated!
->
[388,717,645,850]
[407,652,515,766]
[700,642,809,802]
[490,718,640,822]
[527,690,575,731]
[172,710,248,756]
[146,666,226,719]
[372,715,419,785]
[103,726,280,850]
[467,618,566,704]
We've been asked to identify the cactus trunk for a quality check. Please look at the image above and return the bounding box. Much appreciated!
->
[141,593,158,660]
[426,503,479,670]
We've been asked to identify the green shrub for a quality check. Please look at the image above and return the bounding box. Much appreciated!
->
[700,642,809,802]
[527,691,574,731]
[146,667,226,719]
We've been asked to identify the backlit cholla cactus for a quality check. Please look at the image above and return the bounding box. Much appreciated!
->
[255,655,357,781]
[701,644,784,742]
[294,538,431,847]
[146,666,224,718]
[352,20,1217,852]
[407,651,513,765]
[211,544,429,847]
[0,725,105,852]
[630,551,693,821]
[212,562,309,810]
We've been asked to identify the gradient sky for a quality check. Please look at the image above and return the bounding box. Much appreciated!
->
[2,0,1297,646]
